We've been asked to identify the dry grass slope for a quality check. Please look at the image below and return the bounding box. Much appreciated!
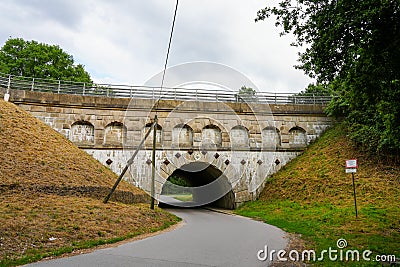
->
[0,99,139,192]
[260,123,399,207]
[0,100,179,266]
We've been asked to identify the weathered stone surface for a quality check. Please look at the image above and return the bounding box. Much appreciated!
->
[2,88,334,207]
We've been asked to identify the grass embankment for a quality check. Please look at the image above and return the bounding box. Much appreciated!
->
[169,194,193,202]
[0,100,180,266]
[236,123,399,266]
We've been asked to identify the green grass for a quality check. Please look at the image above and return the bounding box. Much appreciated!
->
[237,200,398,266]
[169,194,193,202]
[235,123,399,266]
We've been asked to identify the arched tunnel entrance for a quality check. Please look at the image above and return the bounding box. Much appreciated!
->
[159,162,235,209]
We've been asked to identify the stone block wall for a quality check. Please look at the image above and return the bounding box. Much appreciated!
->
[1,88,334,207]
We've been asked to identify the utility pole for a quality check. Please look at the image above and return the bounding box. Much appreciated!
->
[150,114,158,210]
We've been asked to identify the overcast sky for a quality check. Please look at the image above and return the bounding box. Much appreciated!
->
[0,0,313,93]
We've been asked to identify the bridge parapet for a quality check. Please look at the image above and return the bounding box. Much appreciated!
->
[1,72,331,104]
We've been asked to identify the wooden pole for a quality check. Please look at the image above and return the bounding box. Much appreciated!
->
[150,115,158,210]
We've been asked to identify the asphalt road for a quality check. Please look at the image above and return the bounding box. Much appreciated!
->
[27,208,287,267]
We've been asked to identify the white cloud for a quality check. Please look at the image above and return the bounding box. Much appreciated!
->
[0,0,313,93]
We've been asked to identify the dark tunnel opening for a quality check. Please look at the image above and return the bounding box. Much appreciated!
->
[159,162,235,209]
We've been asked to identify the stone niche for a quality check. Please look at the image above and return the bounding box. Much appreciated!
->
[70,121,95,145]
[172,124,193,148]
[230,125,249,149]
[201,125,222,149]
[262,127,281,149]
[288,126,307,147]
[143,123,162,147]
[104,122,126,146]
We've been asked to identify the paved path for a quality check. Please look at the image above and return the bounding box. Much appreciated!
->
[27,209,287,267]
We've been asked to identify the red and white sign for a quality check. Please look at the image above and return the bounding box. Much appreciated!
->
[346,159,358,169]
[345,159,358,173]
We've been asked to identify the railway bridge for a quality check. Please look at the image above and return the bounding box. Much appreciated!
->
[1,74,333,208]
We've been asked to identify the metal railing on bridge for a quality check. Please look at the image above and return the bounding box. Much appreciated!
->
[0,72,331,105]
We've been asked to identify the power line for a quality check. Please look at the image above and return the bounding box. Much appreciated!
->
[150,0,179,209]
[155,0,179,113]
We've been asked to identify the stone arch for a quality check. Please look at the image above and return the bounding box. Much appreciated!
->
[288,126,307,147]
[104,121,126,146]
[262,126,281,149]
[230,125,250,148]
[70,121,95,144]
[159,161,235,209]
[201,124,222,148]
[143,122,162,146]
[172,124,193,148]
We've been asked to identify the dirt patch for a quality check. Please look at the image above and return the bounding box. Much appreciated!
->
[270,233,312,267]
[0,184,149,204]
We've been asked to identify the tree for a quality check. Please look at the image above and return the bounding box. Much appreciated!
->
[257,1,400,155]
[0,38,92,83]
[237,85,258,102]
[296,83,332,97]
[162,175,192,195]
[290,83,332,104]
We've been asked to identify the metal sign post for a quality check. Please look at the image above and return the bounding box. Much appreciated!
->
[351,172,358,218]
[346,159,358,218]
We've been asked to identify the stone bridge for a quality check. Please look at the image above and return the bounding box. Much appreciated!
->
[1,88,333,208]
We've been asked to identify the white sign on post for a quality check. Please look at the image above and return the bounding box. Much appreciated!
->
[346,159,358,169]
[346,158,359,218]
[345,159,357,173]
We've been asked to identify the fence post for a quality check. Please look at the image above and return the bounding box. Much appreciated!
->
[83,83,86,96]
[31,78,35,91]
[313,94,316,105]
[58,80,61,94]
[7,75,11,94]
[275,93,277,104]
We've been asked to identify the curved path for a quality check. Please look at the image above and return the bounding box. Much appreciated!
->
[27,209,287,267]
